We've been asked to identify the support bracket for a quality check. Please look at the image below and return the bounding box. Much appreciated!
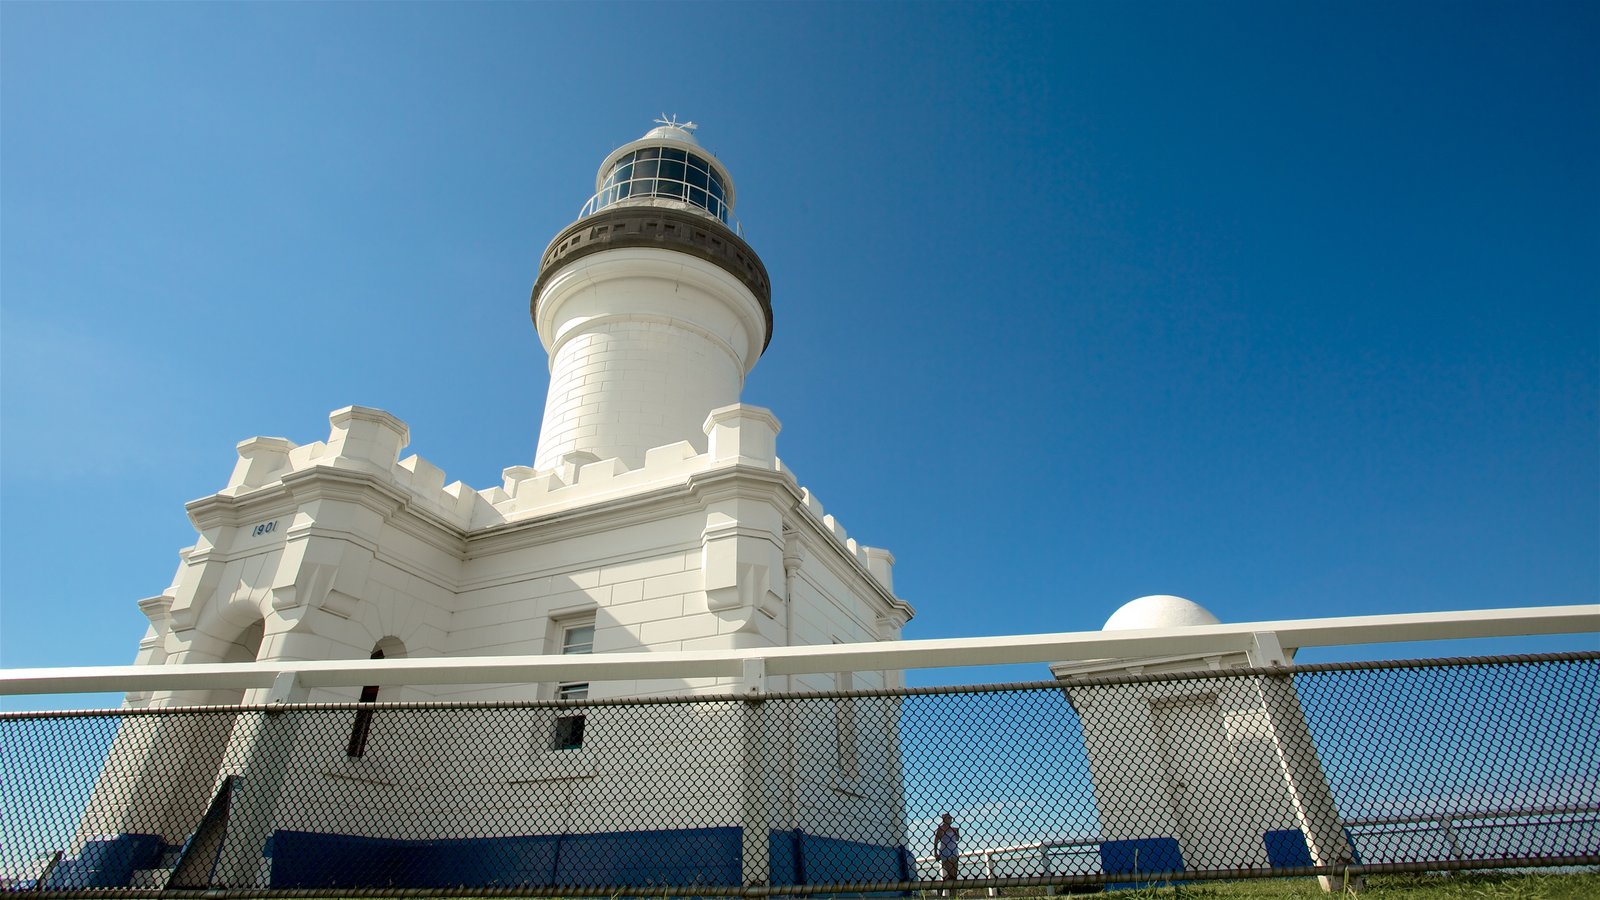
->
[265,670,301,707]
[1248,631,1290,668]
[740,657,767,697]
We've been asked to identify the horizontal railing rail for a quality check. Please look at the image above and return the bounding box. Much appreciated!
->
[3,604,1594,697]
[1345,803,1600,829]
[5,651,1596,718]
[916,802,1600,895]
[578,190,745,237]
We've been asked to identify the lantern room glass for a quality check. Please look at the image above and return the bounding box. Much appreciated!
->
[585,147,732,224]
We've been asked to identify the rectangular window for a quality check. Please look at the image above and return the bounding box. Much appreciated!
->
[562,624,594,655]
[553,714,586,751]
[554,621,593,750]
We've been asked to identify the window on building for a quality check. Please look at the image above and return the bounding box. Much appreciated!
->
[562,622,594,654]
[592,147,731,223]
[346,648,384,758]
[553,621,593,750]
[553,713,586,751]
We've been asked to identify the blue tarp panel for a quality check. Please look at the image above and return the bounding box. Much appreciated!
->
[1262,828,1363,869]
[799,833,908,885]
[268,827,738,889]
[768,830,911,888]
[1099,837,1184,890]
[1264,829,1314,868]
[438,835,561,888]
[270,832,416,888]
[44,833,165,889]
[557,827,742,887]
[770,830,802,885]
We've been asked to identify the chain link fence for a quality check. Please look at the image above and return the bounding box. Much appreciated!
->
[2,652,1596,895]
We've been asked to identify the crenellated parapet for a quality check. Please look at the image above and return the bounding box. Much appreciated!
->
[206,404,900,601]
[216,406,488,531]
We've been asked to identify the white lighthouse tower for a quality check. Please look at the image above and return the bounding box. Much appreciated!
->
[532,118,772,472]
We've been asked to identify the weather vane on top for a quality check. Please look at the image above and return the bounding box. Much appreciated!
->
[654,114,698,133]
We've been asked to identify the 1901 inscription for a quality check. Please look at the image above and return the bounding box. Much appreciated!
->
[250,520,278,537]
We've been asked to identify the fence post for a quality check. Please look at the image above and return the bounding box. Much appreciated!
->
[741,657,771,892]
[1441,817,1465,865]
[1249,632,1364,894]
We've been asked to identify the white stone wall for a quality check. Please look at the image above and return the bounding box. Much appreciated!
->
[81,402,913,882]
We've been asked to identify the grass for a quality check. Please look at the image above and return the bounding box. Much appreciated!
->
[1162,872,1599,898]
[955,872,1600,899]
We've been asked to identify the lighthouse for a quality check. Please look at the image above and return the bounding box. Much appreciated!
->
[531,118,772,471]
[69,119,915,889]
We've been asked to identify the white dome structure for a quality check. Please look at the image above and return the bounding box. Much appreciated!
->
[1063,594,1353,884]
[1102,594,1221,631]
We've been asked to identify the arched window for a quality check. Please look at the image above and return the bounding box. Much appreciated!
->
[345,648,384,758]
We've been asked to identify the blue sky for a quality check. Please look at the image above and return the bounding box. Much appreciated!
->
[2,2,1596,684]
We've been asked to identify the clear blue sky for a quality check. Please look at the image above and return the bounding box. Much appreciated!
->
[2,2,1596,683]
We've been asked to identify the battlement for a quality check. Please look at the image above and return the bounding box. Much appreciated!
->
[215,404,894,592]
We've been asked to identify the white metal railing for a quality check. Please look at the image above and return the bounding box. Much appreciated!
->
[911,803,1600,894]
[913,838,1101,896]
[578,191,746,238]
[1345,804,1600,865]
[0,604,1594,700]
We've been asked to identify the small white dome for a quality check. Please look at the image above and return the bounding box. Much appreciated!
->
[642,124,701,145]
[1103,595,1221,631]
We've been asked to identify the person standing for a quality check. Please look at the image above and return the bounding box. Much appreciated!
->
[934,813,960,884]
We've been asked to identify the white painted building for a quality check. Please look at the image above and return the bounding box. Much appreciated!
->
[75,121,915,886]
[1053,595,1360,888]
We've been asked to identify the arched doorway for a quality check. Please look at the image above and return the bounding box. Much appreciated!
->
[149,620,266,839]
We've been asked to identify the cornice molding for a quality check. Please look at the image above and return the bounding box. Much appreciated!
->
[783,503,912,622]
[466,462,788,556]
[466,482,705,558]
[279,466,409,518]
[185,492,299,532]
[176,459,912,624]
